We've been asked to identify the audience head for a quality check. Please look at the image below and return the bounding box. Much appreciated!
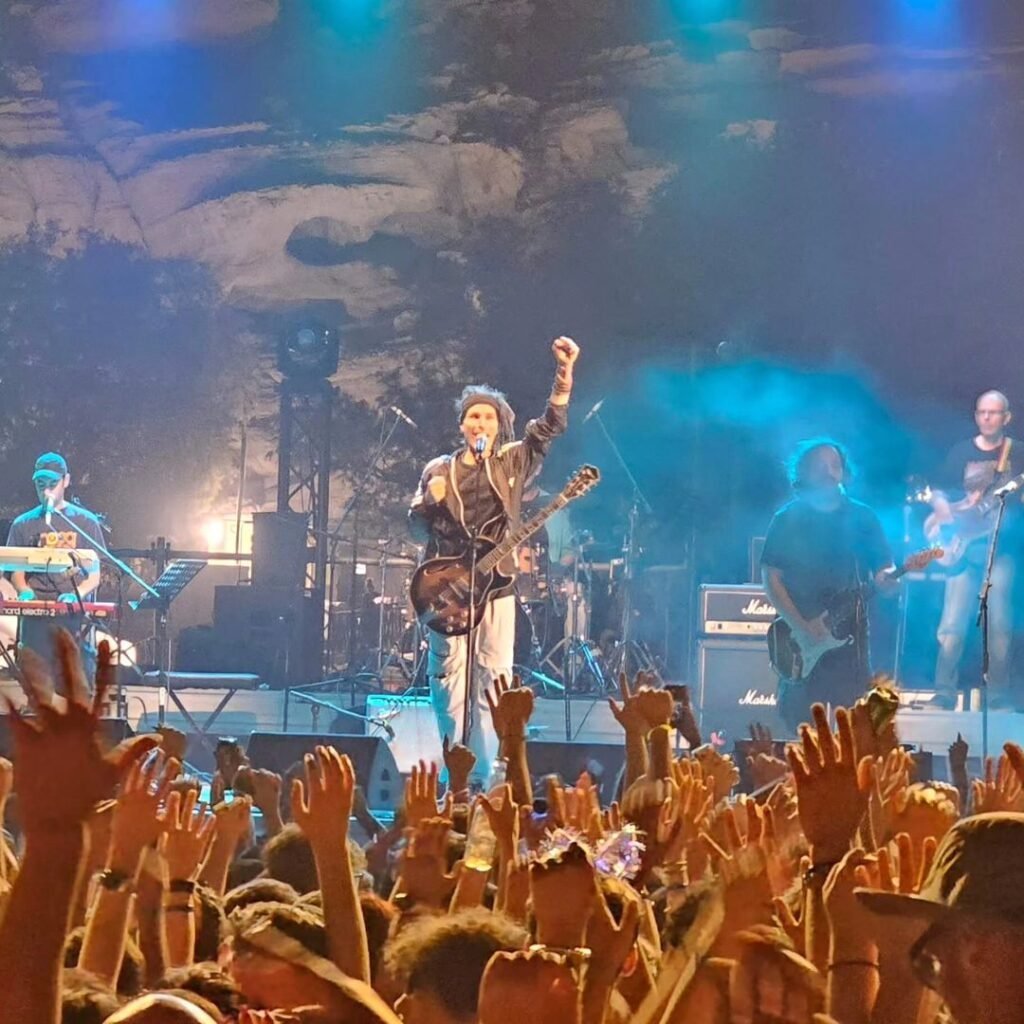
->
[385,908,528,1024]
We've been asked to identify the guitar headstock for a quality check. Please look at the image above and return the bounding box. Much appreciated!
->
[563,464,601,501]
[904,546,944,571]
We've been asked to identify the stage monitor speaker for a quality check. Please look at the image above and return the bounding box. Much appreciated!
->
[527,741,627,805]
[246,732,401,811]
[697,637,789,746]
[252,511,309,590]
[212,585,321,686]
[365,695,436,772]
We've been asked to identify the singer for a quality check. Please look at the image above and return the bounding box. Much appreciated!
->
[408,337,580,776]
[925,390,1022,709]
[5,452,106,684]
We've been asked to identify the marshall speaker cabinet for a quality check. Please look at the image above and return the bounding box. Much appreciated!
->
[696,636,788,745]
[699,583,777,637]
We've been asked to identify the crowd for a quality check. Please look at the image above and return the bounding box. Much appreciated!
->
[1,630,1023,1024]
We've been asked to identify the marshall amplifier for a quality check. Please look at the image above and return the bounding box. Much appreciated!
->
[700,583,776,636]
[696,636,789,744]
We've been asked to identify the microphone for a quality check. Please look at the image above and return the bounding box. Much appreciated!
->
[390,405,419,429]
[44,495,54,528]
[993,473,1024,498]
[582,398,604,424]
[474,436,486,457]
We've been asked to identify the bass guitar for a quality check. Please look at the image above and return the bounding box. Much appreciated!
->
[410,464,600,636]
[767,547,943,683]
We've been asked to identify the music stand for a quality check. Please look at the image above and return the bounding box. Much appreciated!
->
[132,559,206,726]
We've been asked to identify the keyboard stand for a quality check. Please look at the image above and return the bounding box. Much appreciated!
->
[140,671,260,749]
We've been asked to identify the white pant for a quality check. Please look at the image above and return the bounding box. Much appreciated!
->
[427,593,515,775]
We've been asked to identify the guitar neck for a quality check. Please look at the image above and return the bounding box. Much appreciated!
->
[476,493,572,574]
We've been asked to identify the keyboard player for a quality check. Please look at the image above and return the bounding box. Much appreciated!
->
[5,452,106,685]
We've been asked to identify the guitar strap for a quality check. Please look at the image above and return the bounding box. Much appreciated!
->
[997,437,1012,475]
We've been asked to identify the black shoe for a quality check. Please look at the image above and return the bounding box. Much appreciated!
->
[928,692,957,710]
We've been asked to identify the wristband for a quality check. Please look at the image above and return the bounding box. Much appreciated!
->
[528,944,592,971]
[97,868,134,893]
[803,860,839,885]
[828,960,879,972]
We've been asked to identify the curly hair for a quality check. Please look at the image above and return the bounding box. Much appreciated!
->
[158,963,241,1019]
[60,968,123,1024]
[383,908,527,1020]
[223,877,300,917]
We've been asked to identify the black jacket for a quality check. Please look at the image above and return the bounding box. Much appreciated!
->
[408,400,569,573]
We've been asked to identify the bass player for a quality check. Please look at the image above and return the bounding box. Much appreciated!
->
[927,390,1020,709]
[408,337,579,773]
[762,439,897,730]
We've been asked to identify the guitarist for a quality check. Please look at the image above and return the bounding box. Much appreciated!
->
[928,390,1019,710]
[408,337,580,774]
[762,439,897,730]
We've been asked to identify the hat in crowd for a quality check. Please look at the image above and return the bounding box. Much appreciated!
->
[856,812,1024,924]
[32,452,68,483]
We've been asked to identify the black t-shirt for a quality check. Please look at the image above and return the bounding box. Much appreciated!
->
[939,436,1023,556]
[761,496,892,620]
[454,459,506,541]
[6,503,106,597]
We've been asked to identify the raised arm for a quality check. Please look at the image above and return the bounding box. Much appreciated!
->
[0,634,155,1024]
[291,746,370,984]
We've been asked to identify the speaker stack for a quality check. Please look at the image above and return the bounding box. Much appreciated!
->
[696,583,788,746]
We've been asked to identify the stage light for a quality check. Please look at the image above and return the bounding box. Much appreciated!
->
[202,517,226,552]
[277,323,341,380]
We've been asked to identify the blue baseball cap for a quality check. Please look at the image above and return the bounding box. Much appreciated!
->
[32,452,68,483]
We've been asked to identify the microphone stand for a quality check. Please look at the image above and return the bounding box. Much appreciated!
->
[52,505,161,717]
[461,440,487,750]
[322,410,406,678]
[976,490,1010,763]
[587,407,661,682]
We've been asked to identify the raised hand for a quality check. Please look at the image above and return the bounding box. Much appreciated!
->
[729,926,825,1024]
[551,335,580,367]
[486,674,535,740]
[971,752,1024,813]
[161,789,216,883]
[399,816,455,908]
[530,841,596,949]
[693,744,740,801]
[442,735,477,797]
[212,795,253,852]
[478,783,519,863]
[8,635,158,833]
[109,750,180,874]
[290,746,355,848]
[787,705,870,866]
[667,683,703,749]
[479,949,581,1024]
[404,760,443,829]
[608,670,671,734]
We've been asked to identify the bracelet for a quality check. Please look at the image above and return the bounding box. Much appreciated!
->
[97,868,134,893]
[169,878,197,894]
[165,905,195,915]
[528,944,592,969]
[803,860,839,885]
[827,960,879,972]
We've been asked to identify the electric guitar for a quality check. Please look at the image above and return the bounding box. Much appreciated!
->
[917,474,1024,569]
[766,547,943,683]
[410,464,600,636]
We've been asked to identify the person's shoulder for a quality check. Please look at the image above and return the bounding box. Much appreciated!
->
[845,496,883,522]
[66,503,101,524]
[769,498,802,522]
[10,506,42,527]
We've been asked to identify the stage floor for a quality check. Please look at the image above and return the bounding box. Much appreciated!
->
[1,679,1020,779]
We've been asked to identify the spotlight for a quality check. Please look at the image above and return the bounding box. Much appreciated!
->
[277,323,341,379]
[202,517,226,552]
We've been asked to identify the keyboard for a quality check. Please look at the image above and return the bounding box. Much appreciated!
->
[0,600,118,619]
[0,546,100,574]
